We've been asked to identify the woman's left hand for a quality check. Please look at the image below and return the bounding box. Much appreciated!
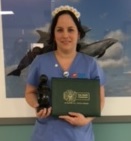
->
[59,112,94,126]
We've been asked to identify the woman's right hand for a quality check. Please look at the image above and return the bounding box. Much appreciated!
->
[36,107,52,118]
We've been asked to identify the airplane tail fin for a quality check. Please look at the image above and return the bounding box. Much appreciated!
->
[7,69,21,76]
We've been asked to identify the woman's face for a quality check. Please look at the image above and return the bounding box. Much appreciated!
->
[54,14,80,52]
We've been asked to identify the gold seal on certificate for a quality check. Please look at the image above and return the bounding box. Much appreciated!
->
[51,78,100,117]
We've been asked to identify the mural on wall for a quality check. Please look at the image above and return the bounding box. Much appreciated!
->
[2,0,131,99]
[2,0,52,98]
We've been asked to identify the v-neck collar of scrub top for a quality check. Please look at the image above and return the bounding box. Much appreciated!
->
[52,51,81,77]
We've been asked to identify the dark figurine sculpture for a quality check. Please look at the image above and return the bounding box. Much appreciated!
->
[37,74,51,112]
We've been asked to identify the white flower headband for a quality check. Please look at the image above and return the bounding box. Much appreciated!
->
[52,5,80,19]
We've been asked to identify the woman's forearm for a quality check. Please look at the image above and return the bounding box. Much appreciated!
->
[100,86,105,111]
[25,84,39,108]
[25,93,39,108]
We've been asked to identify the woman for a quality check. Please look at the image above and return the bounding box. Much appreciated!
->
[25,5,105,141]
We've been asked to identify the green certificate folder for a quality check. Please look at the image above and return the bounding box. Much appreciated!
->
[51,78,100,117]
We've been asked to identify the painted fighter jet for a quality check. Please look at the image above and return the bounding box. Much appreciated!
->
[79,38,118,58]
[7,29,117,76]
